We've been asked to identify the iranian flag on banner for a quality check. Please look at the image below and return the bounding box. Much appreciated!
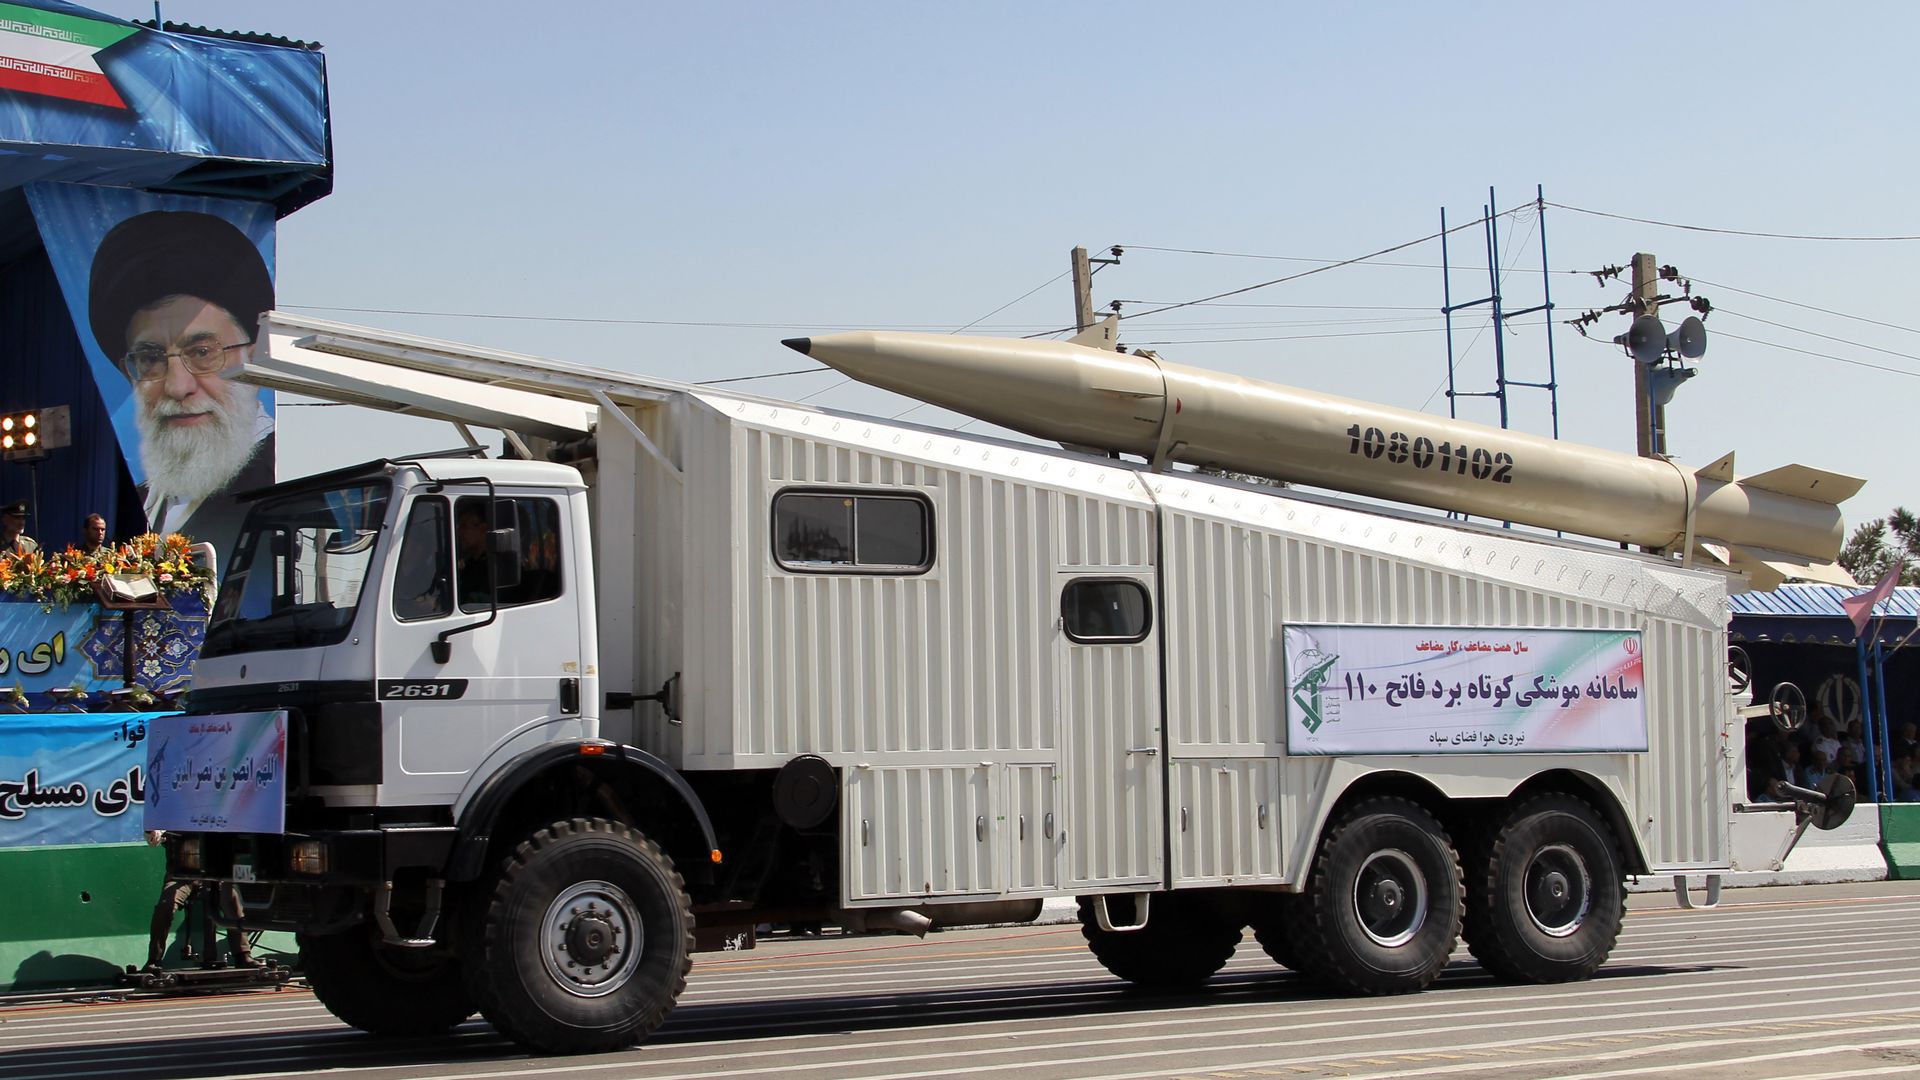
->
[0,2,139,110]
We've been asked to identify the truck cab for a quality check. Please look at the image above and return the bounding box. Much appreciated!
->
[190,458,596,818]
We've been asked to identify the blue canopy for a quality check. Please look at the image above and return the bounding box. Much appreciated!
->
[0,1,329,221]
[1730,584,1920,647]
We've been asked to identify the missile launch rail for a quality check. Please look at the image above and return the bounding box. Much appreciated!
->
[148,312,1853,1055]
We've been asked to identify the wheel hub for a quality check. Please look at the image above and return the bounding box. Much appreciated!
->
[1353,848,1428,948]
[1525,843,1592,938]
[541,880,642,998]
[564,912,619,967]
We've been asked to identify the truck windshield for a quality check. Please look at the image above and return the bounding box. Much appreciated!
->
[201,481,392,658]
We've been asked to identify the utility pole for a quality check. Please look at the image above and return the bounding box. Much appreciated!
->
[1070,246,1095,333]
[1630,252,1659,457]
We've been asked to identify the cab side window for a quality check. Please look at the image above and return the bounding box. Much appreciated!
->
[455,496,564,612]
[392,497,451,622]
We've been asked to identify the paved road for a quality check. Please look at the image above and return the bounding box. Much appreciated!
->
[5,881,1919,1080]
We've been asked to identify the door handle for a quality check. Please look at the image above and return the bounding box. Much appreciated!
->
[1127,746,1159,756]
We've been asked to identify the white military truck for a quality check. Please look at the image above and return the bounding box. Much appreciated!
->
[146,313,1854,1055]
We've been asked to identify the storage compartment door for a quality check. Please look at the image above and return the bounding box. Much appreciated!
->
[1007,764,1060,894]
[843,765,998,902]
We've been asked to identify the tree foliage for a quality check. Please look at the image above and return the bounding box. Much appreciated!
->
[1838,506,1920,586]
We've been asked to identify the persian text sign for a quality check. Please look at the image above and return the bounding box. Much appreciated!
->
[1284,624,1648,756]
[144,710,286,833]
[0,710,163,847]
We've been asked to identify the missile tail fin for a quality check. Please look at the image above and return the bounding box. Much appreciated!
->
[1695,452,1736,484]
[1066,315,1120,351]
[1738,464,1865,506]
[1703,542,1858,592]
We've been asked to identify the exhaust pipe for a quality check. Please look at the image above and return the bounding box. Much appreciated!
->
[836,908,934,937]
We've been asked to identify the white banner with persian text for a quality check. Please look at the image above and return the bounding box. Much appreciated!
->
[1283,624,1648,756]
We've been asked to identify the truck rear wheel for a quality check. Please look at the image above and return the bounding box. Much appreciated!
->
[1292,797,1462,995]
[1248,894,1305,970]
[1077,893,1240,988]
[299,926,474,1036]
[1463,793,1623,983]
[465,817,694,1055]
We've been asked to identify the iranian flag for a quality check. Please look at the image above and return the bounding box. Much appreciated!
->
[0,2,138,110]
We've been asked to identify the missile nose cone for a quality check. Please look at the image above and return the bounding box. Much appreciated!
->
[782,337,813,356]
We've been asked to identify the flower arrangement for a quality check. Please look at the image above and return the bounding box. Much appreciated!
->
[0,532,212,607]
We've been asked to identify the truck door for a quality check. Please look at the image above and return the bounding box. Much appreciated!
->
[1055,570,1164,889]
[377,490,583,805]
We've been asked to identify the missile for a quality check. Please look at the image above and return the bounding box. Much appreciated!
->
[783,328,1863,587]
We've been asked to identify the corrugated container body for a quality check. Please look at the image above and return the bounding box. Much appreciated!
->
[687,397,1156,771]
[1147,477,1731,878]
[624,390,1735,889]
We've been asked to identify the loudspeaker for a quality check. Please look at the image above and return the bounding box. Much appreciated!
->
[1667,315,1707,360]
[1619,314,1667,365]
[1648,364,1696,406]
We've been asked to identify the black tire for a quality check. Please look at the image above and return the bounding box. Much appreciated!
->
[1463,793,1624,984]
[1292,797,1462,995]
[298,926,474,1037]
[465,817,694,1055]
[1248,894,1305,970]
[1076,892,1241,988]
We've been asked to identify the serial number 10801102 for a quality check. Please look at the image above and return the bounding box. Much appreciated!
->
[1345,424,1514,484]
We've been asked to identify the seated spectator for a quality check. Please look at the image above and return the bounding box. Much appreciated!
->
[1893,721,1919,765]
[1810,712,1842,768]
[1801,749,1833,790]
[1843,719,1867,766]
[1778,744,1804,794]
[1748,733,1791,802]
[1834,745,1867,797]
[1893,754,1920,803]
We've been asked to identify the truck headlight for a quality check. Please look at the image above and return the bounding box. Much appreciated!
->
[289,840,330,875]
[176,837,204,871]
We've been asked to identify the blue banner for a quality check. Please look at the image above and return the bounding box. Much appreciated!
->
[27,182,275,559]
[0,709,168,847]
[0,595,206,701]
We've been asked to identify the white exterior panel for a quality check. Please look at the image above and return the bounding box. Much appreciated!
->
[1149,474,1732,874]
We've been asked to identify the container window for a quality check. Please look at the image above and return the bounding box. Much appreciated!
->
[1062,578,1152,643]
[773,491,933,573]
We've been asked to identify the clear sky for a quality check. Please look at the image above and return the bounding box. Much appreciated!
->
[96,1,1920,527]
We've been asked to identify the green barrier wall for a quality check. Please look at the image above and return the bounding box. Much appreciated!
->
[0,843,294,992]
[1881,804,1920,881]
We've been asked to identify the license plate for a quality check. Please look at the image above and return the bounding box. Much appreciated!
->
[232,862,256,883]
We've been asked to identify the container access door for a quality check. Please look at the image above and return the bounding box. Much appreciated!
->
[1055,570,1165,890]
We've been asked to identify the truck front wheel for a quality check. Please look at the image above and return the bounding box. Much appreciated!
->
[465,817,694,1055]
[298,927,474,1036]
[1293,797,1462,995]
[1463,793,1624,983]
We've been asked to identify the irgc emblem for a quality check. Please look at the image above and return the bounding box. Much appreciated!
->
[1291,649,1341,734]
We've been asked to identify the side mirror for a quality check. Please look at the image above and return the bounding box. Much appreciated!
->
[489,527,522,589]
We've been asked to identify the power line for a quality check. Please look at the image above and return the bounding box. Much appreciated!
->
[280,304,1060,333]
[1716,308,1920,370]
[952,267,1073,334]
[1689,276,1920,338]
[1545,202,1920,242]
[1711,329,1920,379]
[1133,320,1553,348]
[1098,201,1541,332]
[1116,299,1435,311]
